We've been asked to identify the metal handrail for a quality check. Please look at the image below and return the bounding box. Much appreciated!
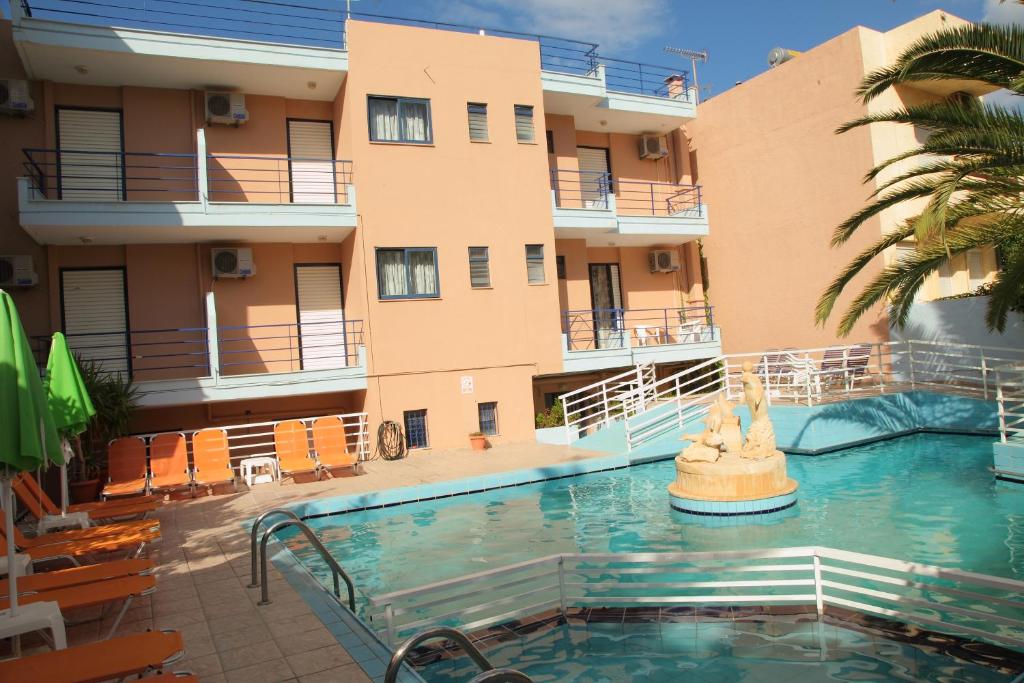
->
[249,508,300,587]
[384,627,533,683]
[258,519,356,611]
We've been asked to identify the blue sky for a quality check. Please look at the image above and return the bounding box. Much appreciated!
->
[352,0,1024,97]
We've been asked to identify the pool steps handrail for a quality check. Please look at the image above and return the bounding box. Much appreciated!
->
[249,508,301,587]
[251,513,358,611]
[366,546,1024,652]
[384,627,532,683]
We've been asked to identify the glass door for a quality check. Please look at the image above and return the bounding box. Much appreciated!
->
[589,263,623,349]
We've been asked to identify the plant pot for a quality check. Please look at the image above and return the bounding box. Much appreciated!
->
[469,435,487,451]
[69,478,102,505]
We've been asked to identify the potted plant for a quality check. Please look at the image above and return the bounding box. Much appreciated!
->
[71,358,139,503]
[469,431,487,451]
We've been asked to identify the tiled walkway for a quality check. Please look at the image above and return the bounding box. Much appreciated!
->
[30,441,605,682]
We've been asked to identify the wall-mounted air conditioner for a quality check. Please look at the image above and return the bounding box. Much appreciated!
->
[0,255,38,287]
[648,249,680,273]
[205,91,249,125]
[639,134,668,160]
[211,248,255,278]
[0,79,34,114]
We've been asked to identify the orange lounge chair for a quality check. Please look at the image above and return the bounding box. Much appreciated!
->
[12,477,160,533]
[274,419,319,480]
[0,574,157,639]
[311,416,359,476]
[15,472,158,521]
[0,629,185,683]
[9,516,158,548]
[0,558,153,595]
[103,436,149,499]
[191,428,236,493]
[148,432,192,495]
[1,523,158,566]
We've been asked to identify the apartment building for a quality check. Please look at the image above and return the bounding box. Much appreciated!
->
[0,2,718,450]
[687,10,998,353]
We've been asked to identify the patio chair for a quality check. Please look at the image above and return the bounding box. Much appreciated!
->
[191,428,237,494]
[6,515,159,547]
[675,320,707,344]
[846,343,874,389]
[311,416,359,477]
[15,472,157,522]
[0,628,185,683]
[12,476,155,533]
[274,419,319,481]
[0,524,158,567]
[0,574,157,639]
[102,436,149,499]
[148,432,192,496]
[820,347,848,388]
[0,558,153,595]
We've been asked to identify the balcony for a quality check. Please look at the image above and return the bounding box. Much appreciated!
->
[550,170,708,246]
[18,142,357,244]
[32,295,367,408]
[562,306,721,373]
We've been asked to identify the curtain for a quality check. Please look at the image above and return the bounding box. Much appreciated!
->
[369,98,399,141]
[409,251,437,295]
[378,250,407,296]
[401,101,429,142]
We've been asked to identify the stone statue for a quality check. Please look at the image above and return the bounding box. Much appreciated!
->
[680,393,742,462]
[740,361,776,459]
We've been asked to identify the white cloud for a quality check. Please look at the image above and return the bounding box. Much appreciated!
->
[982,0,1024,24]
[432,0,670,52]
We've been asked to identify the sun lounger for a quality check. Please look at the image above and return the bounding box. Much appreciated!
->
[311,416,359,476]
[1,523,158,567]
[191,428,236,493]
[0,574,157,639]
[148,432,192,495]
[0,628,185,683]
[15,472,157,522]
[274,419,319,480]
[102,436,149,499]
[10,517,159,548]
[143,674,198,683]
[0,558,153,595]
[12,477,160,535]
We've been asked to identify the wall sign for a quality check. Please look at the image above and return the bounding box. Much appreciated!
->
[460,376,474,394]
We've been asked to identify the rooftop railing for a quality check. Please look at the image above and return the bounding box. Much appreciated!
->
[217,318,364,376]
[564,306,715,352]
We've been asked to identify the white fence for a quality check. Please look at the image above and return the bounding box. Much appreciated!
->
[560,340,1024,452]
[997,365,1024,444]
[365,546,1024,651]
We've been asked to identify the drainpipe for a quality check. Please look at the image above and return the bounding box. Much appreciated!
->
[196,128,208,209]
[205,291,220,385]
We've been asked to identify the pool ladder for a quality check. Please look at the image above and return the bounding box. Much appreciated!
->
[249,508,357,610]
[385,627,532,683]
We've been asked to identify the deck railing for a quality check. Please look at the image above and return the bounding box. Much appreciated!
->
[996,364,1024,444]
[206,155,353,205]
[23,148,199,201]
[560,363,657,438]
[550,169,611,210]
[601,56,689,99]
[218,319,364,375]
[564,306,715,352]
[616,180,703,217]
[365,546,1024,651]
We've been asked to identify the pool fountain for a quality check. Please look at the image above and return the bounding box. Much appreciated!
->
[668,361,799,514]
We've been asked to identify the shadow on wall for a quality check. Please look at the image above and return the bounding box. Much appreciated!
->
[892,296,1024,349]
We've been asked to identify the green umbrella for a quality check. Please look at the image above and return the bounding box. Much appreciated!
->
[45,332,95,515]
[0,290,62,615]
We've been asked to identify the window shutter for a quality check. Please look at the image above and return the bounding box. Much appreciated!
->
[469,247,490,288]
[288,120,335,204]
[526,244,545,284]
[295,265,346,370]
[514,105,535,143]
[57,109,123,201]
[467,103,488,142]
[61,269,129,375]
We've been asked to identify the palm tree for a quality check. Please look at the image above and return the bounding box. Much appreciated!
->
[815,20,1024,336]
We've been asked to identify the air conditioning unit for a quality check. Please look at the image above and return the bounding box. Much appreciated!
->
[0,79,34,114]
[205,91,248,125]
[639,134,668,160]
[648,249,680,273]
[0,255,38,287]
[211,248,255,278]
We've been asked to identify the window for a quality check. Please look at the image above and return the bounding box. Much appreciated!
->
[556,255,566,280]
[368,96,432,143]
[546,130,554,154]
[526,244,545,284]
[404,409,429,449]
[967,249,986,289]
[376,248,440,299]
[478,402,498,436]
[469,247,491,288]
[514,105,535,143]
[467,102,488,142]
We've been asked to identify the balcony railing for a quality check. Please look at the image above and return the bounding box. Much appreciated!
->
[601,56,689,98]
[22,149,354,206]
[218,319,364,375]
[564,306,715,352]
[551,169,704,218]
[32,327,211,380]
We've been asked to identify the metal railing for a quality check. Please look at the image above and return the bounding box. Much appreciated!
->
[560,363,656,438]
[366,547,1024,652]
[32,326,210,381]
[385,627,532,683]
[206,155,353,205]
[564,306,714,352]
[256,518,356,609]
[616,180,703,217]
[217,318,363,375]
[601,56,689,99]
[996,364,1024,444]
[23,148,199,201]
[549,169,611,210]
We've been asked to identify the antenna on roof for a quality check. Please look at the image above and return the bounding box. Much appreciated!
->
[663,47,709,104]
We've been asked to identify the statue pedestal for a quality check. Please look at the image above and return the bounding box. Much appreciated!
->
[668,451,798,516]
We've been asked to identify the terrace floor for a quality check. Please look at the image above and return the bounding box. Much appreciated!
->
[8,441,606,682]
